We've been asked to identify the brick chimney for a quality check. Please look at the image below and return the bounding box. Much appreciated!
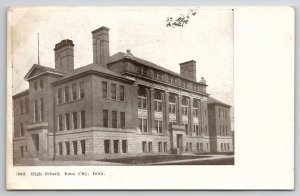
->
[54,39,74,72]
[179,60,197,81]
[91,26,110,67]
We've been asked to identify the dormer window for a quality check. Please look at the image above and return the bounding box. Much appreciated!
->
[193,84,198,91]
[154,71,162,80]
[168,75,175,84]
[136,65,147,76]
[182,80,187,88]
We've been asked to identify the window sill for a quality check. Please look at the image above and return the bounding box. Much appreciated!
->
[103,98,126,103]
[57,98,85,106]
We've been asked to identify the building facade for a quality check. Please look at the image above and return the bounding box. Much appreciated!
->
[208,97,233,153]
[13,26,233,162]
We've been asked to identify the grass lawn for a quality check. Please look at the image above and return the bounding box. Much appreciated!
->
[161,157,234,165]
[99,155,211,165]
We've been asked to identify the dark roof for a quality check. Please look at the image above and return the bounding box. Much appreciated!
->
[34,64,65,74]
[109,52,206,85]
[24,64,65,81]
[207,97,231,107]
[54,63,128,83]
[13,89,29,99]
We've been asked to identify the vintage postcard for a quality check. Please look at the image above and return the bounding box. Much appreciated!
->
[6,6,294,190]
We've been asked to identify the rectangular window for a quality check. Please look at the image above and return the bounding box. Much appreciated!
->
[120,112,125,129]
[158,142,162,153]
[102,81,108,99]
[40,98,44,121]
[58,142,63,155]
[25,98,29,113]
[154,101,162,112]
[142,141,147,153]
[20,122,24,136]
[72,112,77,129]
[34,81,38,91]
[104,140,110,154]
[20,146,24,157]
[148,142,152,153]
[189,142,192,151]
[58,88,62,104]
[119,85,125,101]
[138,98,142,108]
[143,98,147,108]
[112,111,117,128]
[113,140,119,153]
[169,104,176,114]
[143,119,147,132]
[163,142,167,153]
[80,82,85,99]
[34,100,38,122]
[65,142,70,155]
[122,140,127,153]
[40,79,44,89]
[80,111,85,128]
[103,110,109,128]
[58,115,63,131]
[73,141,78,155]
[64,86,69,102]
[138,118,143,131]
[111,84,117,100]
[182,107,188,115]
[186,143,189,152]
[65,113,70,130]
[80,140,86,154]
[155,120,163,133]
[72,84,77,100]
[197,143,200,152]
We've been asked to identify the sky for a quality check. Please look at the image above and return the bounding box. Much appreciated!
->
[10,6,234,128]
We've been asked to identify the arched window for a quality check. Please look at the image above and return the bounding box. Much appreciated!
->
[154,91,162,112]
[193,100,200,116]
[138,88,147,109]
[181,97,188,116]
[168,94,176,114]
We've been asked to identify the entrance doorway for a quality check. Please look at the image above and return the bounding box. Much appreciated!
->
[176,134,183,153]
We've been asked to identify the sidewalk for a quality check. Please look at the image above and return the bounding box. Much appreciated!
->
[148,155,234,165]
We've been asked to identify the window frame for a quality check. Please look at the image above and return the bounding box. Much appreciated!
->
[102,81,108,99]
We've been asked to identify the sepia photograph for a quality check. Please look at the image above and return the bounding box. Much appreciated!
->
[6,5,294,190]
[10,7,234,166]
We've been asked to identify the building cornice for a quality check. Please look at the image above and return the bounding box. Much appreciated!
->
[51,69,135,86]
[123,71,209,97]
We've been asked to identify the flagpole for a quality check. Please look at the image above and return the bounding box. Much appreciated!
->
[38,33,40,64]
